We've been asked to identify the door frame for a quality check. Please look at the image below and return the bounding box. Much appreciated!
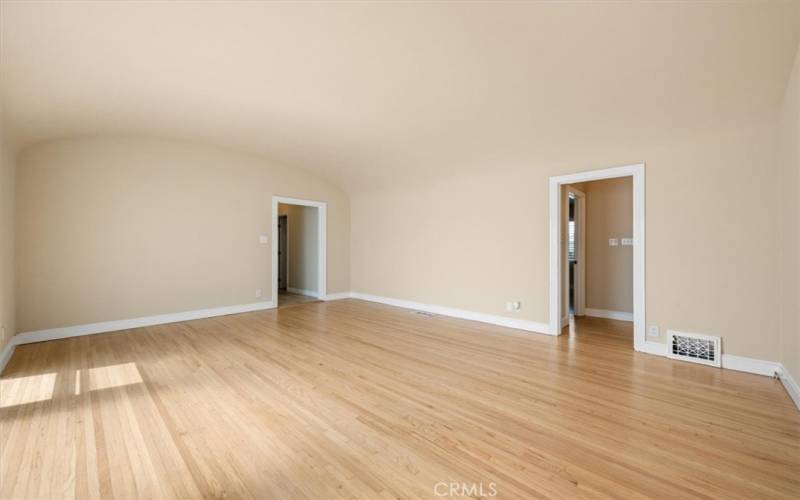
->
[271,196,327,305]
[563,185,586,326]
[548,163,647,352]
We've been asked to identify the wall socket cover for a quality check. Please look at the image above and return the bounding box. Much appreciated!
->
[648,325,660,337]
[255,288,263,298]
[608,238,619,246]
[259,235,269,244]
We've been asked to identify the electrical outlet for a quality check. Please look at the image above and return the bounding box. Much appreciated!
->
[608,238,619,247]
[648,325,660,338]
[506,301,521,311]
[259,235,268,244]
[255,288,263,298]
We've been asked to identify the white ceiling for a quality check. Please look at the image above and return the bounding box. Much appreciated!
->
[2,1,799,192]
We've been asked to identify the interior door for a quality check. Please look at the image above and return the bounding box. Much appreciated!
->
[564,186,586,319]
[569,188,586,316]
[278,215,288,290]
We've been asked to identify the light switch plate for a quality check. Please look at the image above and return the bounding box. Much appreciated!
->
[259,235,269,244]
[608,238,619,247]
[621,238,633,246]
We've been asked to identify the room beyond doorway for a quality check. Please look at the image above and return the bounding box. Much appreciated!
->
[272,196,327,307]
[563,177,635,327]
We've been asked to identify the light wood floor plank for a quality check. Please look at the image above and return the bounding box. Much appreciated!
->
[1,299,798,499]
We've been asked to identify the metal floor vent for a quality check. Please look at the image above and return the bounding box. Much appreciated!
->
[411,310,436,318]
[667,330,721,367]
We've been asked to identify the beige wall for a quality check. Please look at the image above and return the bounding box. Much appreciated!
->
[0,118,15,350]
[16,137,349,333]
[779,45,800,378]
[351,119,782,361]
[2,112,793,367]
[584,177,633,314]
[278,203,319,293]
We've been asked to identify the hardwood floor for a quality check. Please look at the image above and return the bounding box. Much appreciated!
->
[278,290,320,307]
[1,300,798,499]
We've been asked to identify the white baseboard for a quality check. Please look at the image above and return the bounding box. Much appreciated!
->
[4,291,797,413]
[332,295,792,391]
[721,354,781,377]
[13,301,275,347]
[639,347,785,381]
[585,308,634,322]
[635,341,786,378]
[636,340,668,357]
[560,316,568,328]
[350,292,553,335]
[286,288,320,298]
[0,340,16,375]
[779,366,800,410]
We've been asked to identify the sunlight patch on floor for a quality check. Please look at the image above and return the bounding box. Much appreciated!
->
[0,372,57,408]
[81,362,143,393]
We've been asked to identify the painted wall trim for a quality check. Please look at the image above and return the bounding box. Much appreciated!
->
[637,340,668,357]
[721,354,781,377]
[637,340,783,378]
[321,292,352,301]
[0,300,275,375]
[14,301,275,346]
[350,292,553,335]
[0,341,15,375]
[287,288,320,298]
[779,367,800,410]
[585,308,634,322]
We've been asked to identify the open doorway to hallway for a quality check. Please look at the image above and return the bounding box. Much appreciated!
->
[549,164,646,351]
[562,177,634,340]
[274,198,326,308]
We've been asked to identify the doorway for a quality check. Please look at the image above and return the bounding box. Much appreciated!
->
[549,163,651,353]
[272,196,327,307]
